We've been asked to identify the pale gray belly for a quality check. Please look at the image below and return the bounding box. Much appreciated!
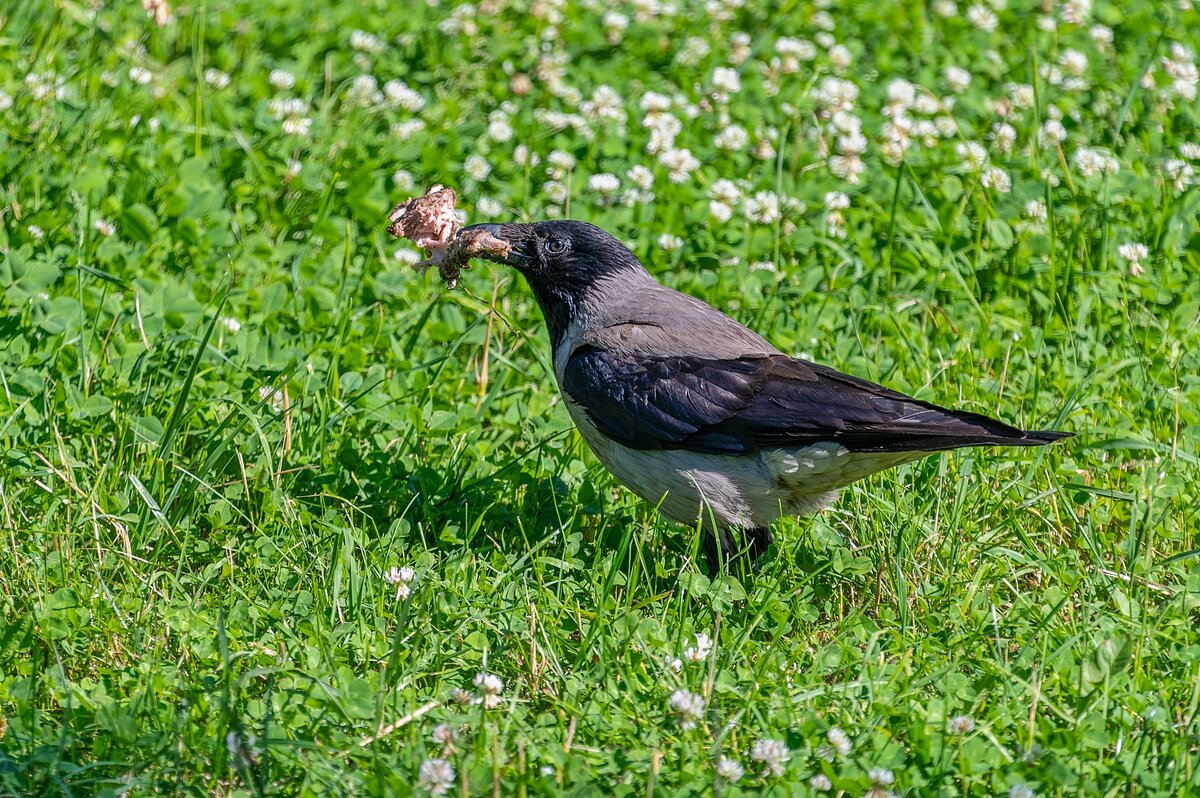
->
[563,400,923,529]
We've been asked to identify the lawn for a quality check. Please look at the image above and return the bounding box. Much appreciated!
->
[2,0,1199,795]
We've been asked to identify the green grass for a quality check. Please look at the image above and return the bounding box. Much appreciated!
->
[2,1,1200,795]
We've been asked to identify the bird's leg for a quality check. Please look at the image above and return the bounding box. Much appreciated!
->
[745,525,773,560]
[701,526,734,573]
[701,525,773,572]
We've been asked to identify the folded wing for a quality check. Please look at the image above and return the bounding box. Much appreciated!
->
[560,345,1071,456]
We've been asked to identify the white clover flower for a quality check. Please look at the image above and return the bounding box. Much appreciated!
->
[268,97,308,119]
[709,201,733,222]
[683,633,712,661]
[659,148,700,183]
[712,67,741,94]
[870,767,895,786]
[955,141,988,170]
[674,36,710,68]
[1072,147,1119,177]
[990,122,1017,153]
[626,165,654,190]
[827,727,852,756]
[714,125,749,151]
[204,69,230,89]
[749,738,788,776]
[828,154,865,184]
[603,10,629,39]
[93,218,115,236]
[431,723,457,747]
[948,714,976,734]
[715,757,743,782]
[543,181,568,203]
[663,654,683,672]
[981,166,1011,192]
[966,4,998,30]
[934,0,958,16]
[1118,242,1149,275]
[1179,142,1200,160]
[886,79,915,106]
[1061,0,1090,24]
[417,758,455,796]
[658,233,684,252]
[269,69,295,90]
[752,134,776,159]
[640,91,672,112]
[828,44,853,70]
[643,112,683,154]
[391,119,426,141]
[945,66,971,93]
[28,224,44,240]
[482,117,512,142]
[282,116,312,137]
[27,71,67,101]
[129,66,153,85]
[1164,158,1195,193]
[824,191,850,211]
[1039,119,1067,147]
[1007,82,1035,108]
[285,159,302,180]
[1088,24,1113,45]
[547,150,577,172]
[709,179,741,205]
[464,154,492,181]
[581,85,627,125]
[912,93,941,115]
[668,689,705,730]
[1060,49,1088,76]
[384,80,424,112]
[588,173,620,195]
[750,260,776,272]
[1009,785,1036,798]
[394,248,421,265]
[814,76,859,113]
[477,197,502,216]
[347,74,384,106]
[385,566,416,600]
[743,191,781,224]
[222,316,241,333]
[474,672,504,708]
[350,29,385,53]
[1023,200,1047,222]
[729,31,752,65]
[392,170,415,190]
[513,145,538,167]
[811,773,833,791]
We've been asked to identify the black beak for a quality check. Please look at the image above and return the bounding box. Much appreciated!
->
[460,222,534,267]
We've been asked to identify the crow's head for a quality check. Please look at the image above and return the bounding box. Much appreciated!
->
[462,220,643,286]
[461,220,650,344]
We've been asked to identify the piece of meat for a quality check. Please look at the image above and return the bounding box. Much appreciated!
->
[386,185,511,289]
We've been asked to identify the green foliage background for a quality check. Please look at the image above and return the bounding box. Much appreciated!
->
[1,0,1198,795]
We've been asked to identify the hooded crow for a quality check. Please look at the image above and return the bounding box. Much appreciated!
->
[464,220,1071,570]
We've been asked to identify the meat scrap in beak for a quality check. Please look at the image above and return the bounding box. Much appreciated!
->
[385,185,511,289]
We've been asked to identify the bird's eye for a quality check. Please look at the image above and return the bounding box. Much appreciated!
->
[543,238,567,255]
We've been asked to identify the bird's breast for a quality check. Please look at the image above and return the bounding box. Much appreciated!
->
[557,394,913,528]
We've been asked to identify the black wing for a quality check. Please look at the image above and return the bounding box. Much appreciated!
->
[560,345,1071,456]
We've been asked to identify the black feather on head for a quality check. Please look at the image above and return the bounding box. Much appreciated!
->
[461,220,649,348]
